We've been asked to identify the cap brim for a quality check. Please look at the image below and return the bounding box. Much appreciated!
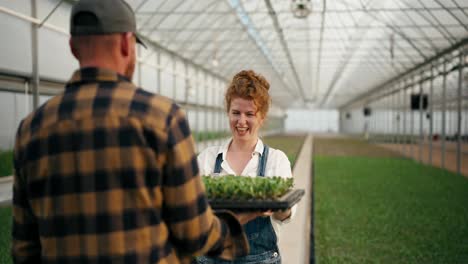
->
[135,33,147,49]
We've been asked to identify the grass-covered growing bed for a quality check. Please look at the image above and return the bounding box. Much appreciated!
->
[0,150,13,177]
[193,131,231,142]
[0,206,12,264]
[263,134,306,167]
[314,156,468,263]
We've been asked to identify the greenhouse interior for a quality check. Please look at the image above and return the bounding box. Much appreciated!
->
[0,0,467,263]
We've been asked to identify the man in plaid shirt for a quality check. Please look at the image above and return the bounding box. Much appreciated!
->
[12,0,256,263]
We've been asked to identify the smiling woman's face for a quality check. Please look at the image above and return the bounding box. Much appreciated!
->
[228,97,265,143]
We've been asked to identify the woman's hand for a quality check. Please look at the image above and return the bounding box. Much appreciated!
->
[272,209,291,221]
[235,209,290,225]
[235,210,274,224]
[234,212,264,225]
[261,210,274,217]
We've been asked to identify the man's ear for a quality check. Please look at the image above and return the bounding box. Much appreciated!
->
[120,32,132,57]
[69,38,79,60]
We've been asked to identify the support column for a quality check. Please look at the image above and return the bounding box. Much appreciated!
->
[156,50,161,94]
[398,82,403,152]
[172,55,176,100]
[419,71,424,163]
[31,0,40,110]
[441,59,447,169]
[429,66,434,165]
[410,76,415,159]
[204,72,209,143]
[403,79,408,156]
[456,50,464,175]
[195,70,200,142]
[184,61,189,104]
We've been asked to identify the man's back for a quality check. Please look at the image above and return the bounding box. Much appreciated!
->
[12,67,209,263]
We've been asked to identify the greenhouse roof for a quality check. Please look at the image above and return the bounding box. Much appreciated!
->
[128,0,468,110]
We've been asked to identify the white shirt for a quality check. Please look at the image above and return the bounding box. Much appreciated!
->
[197,138,297,242]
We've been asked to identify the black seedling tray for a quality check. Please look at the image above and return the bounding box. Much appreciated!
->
[208,189,305,211]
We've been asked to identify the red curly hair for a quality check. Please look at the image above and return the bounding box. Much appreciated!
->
[225,70,271,118]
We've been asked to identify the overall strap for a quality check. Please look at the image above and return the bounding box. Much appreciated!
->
[257,145,269,177]
[212,145,270,175]
[214,153,223,174]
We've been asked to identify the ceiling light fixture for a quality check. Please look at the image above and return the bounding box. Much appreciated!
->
[291,0,312,19]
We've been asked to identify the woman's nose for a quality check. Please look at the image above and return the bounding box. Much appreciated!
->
[237,114,246,124]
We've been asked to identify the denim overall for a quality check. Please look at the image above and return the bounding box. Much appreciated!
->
[196,145,281,264]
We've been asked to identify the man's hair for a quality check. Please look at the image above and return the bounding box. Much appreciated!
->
[225,70,271,118]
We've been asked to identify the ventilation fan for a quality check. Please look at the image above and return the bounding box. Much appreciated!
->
[291,0,312,19]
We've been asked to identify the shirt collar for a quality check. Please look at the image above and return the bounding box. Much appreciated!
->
[67,67,131,85]
[217,138,265,159]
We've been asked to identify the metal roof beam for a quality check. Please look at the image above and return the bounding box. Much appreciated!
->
[320,0,402,107]
[188,13,241,62]
[264,0,306,101]
[144,23,466,32]
[413,0,457,44]
[314,0,326,101]
[450,0,468,18]
[340,38,468,109]
[394,0,439,52]
[137,0,171,31]
[162,0,224,53]
[433,0,468,32]
[135,6,468,15]
[225,0,299,99]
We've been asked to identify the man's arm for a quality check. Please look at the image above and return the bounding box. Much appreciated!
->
[161,105,248,260]
[11,125,42,263]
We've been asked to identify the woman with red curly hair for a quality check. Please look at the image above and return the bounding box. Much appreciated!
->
[196,70,295,264]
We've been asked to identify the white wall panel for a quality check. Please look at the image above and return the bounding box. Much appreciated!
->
[38,29,76,80]
[0,91,51,150]
[285,109,339,132]
[174,59,186,102]
[139,64,158,93]
[0,0,33,75]
[340,109,368,134]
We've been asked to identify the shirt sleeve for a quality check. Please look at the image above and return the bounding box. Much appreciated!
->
[11,122,42,263]
[161,105,248,259]
[271,149,297,224]
[197,148,212,176]
[275,150,292,179]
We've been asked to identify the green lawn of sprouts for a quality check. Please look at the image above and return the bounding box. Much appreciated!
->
[0,150,13,177]
[263,134,306,167]
[0,206,12,264]
[314,156,468,263]
[193,131,231,142]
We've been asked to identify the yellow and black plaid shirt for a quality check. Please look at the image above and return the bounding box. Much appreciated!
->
[12,67,248,264]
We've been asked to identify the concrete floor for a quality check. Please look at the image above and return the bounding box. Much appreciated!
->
[278,134,312,264]
[0,176,12,205]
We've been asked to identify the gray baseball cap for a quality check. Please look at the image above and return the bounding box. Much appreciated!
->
[70,0,146,48]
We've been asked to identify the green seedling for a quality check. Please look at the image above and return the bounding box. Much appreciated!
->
[202,175,293,200]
